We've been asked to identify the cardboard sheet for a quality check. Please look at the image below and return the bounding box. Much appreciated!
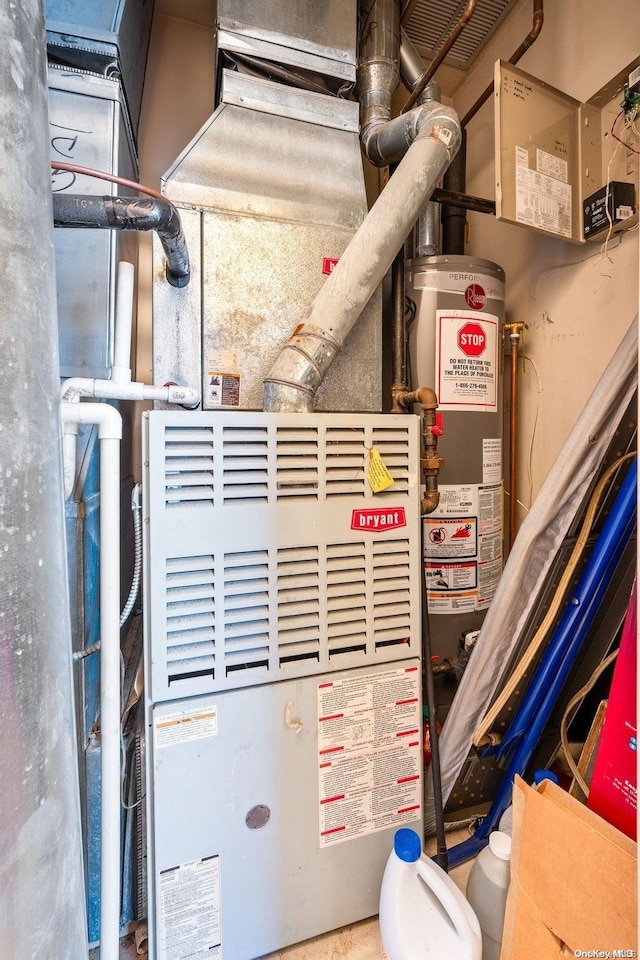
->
[501,777,637,959]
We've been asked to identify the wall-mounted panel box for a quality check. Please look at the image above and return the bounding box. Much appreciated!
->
[495,58,640,244]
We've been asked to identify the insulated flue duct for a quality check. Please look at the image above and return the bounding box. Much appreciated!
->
[263,102,462,412]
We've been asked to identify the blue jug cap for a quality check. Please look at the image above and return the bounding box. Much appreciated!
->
[394,828,421,863]
[533,769,559,786]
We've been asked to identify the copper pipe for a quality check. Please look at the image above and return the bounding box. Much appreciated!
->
[461,0,544,127]
[392,386,445,513]
[505,322,524,548]
[401,0,477,113]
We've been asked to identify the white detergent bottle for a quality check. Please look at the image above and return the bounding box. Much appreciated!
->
[465,831,512,960]
[379,828,482,960]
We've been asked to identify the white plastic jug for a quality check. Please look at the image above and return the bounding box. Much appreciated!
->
[379,828,482,960]
[465,831,512,960]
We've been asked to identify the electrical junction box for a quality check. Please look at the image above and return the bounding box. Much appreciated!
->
[583,181,637,239]
[143,410,424,960]
[495,57,640,244]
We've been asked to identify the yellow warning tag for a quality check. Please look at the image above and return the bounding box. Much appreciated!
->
[367,448,394,493]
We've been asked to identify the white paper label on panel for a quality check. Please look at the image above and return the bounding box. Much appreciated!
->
[482,438,502,485]
[423,484,503,613]
[317,667,421,847]
[206,350,240,407]
[536,148,568,183]
[155,704,218,749]
[436,311,499,412]
[515,145,529,167]
[159,855,221,960]
[515,163,572,238]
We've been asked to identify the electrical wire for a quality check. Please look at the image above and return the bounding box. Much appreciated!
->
[560,648,619,798]
[611,108,640,155]
[51,160,165,200]
[473,450,636,747]
[522,355,542,511]
[72,484,143,662]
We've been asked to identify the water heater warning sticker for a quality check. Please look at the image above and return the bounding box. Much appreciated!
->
[159,855,221,960]
[436,310,498,412]
[423,483,502,613]
[317,667,421,847]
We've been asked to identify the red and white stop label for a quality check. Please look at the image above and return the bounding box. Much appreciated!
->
[457,321,486,357]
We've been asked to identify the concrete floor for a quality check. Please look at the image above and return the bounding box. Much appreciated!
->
[92,828,476,960]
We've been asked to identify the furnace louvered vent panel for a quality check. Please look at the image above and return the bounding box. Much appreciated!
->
[276,427,319,501]
[222,424,269,503]
[277,546,321,665]
[372,540,413,650]
[326,426,367,498]
[371,426,411,497]
[165,555,216,683]
[144,412,421,703]
[164,425,215,508]
[326,542,367,659]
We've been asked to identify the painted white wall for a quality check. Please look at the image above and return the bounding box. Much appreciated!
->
[451,0,639,523]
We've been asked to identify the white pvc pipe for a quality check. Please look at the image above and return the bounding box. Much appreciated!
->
[61,378,199,499]
[61,401,121,960]
[111,261,135,384]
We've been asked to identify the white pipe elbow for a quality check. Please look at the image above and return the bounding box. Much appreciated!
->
[60,401,123,441]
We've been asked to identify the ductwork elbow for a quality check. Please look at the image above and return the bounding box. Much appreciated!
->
[363,100,461,168]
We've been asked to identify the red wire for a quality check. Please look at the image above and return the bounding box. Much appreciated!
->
[50,161,165,200]
[611,109,640,156]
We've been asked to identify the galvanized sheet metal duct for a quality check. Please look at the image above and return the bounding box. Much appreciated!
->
[0,3,87,957]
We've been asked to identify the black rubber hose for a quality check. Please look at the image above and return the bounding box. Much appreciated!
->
[52,193,190,288]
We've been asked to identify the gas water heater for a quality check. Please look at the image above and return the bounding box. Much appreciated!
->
[407,255,506,668]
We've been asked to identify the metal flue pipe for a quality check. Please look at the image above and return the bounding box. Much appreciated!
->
[0,1,88,957]
[263,104,462,412]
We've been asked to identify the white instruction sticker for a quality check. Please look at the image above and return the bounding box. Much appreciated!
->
[482,438,502,485]
[515,146,529,167]
[436,311,499,412]
[206,351,240,407]
[155,704,218,749]
[159,855,221,960]
[423,483,503,613]
[317,666,421,847]
[536,148,568,183]
[516,160,572,238]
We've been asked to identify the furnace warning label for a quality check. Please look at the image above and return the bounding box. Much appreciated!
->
[155,704,218,749]
[436,311,499,412]
[317,666,421,847]
[206,350,240,407]
[159,855,221,960]
[423,483,503,613]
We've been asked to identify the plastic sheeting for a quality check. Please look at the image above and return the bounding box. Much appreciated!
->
[424,318,638,834]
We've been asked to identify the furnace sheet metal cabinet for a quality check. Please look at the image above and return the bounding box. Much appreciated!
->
[143,411,424,959]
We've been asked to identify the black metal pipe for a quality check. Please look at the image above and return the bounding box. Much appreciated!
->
[52,193,190,288]
[391,246,407,405]
[441,128,467,255]
[431,186,495,216]
[421,522,448,871]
